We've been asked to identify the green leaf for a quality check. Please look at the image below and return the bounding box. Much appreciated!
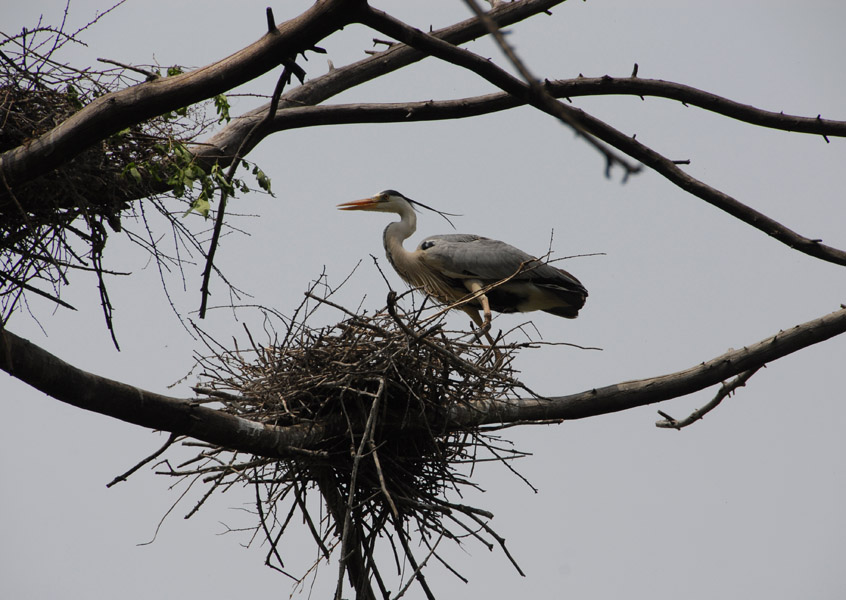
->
[213,94,231,123]
[253,166,272,193]
[122,162,142,183]
[66,84,83,108]
[183,192,211,219]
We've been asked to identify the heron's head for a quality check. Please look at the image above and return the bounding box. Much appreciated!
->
[337,190,411,214]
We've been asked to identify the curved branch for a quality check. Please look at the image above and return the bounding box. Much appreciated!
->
[357,4,641,176]
[198,0,566,162]
[0,329,325,458]
[566,105,846,266]
[655,367,761,430]
[547,77,846,138]
[0,0,361,187]
[336,7,846,266]
[450,306,846,427]
[218,76,846,139]
[3,307,846,457]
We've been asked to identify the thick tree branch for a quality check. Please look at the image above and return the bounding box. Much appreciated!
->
[0,0,362,187]
[0,329,326,458]
[3,307,845,455]
[197,0,565,163]
[353,6,846,266]
[449,306,846,427]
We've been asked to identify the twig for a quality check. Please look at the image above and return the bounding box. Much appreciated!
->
[199,61,296,318]
[359,4,640,179]
[106,433,178,487]
[96,57,157,79]
[335,380,384,600]
[391,515,437,600]
[656,367,762,430]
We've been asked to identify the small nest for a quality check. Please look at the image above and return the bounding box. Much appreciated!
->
[157,288,535,595]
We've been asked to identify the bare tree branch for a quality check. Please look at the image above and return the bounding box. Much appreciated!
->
[546,77,846,138]
[0,0,362,187]
[448,306,846,427]
[357,3,641,177]
[197,0,567,164]
[564,105,846,266]
[655,367,762,430]
[245,78,846,141]
[3,307,845,456]
[0,328,326,458]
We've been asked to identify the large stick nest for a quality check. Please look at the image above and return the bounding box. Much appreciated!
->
[156,287,539,596]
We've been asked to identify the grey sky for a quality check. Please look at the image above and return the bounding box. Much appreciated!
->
[2,1,845,599]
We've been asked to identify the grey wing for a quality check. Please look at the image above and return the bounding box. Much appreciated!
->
[417,234,585,292]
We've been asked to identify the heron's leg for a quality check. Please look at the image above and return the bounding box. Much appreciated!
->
[461,281,502,365]
[461,305,489,339]
[460,305,502,366]
[464,280,492,331]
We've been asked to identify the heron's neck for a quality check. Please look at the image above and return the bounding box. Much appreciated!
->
[383,205,417,272]
[382,204,417,252]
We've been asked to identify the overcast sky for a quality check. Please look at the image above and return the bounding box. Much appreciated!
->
[2,1,845,599]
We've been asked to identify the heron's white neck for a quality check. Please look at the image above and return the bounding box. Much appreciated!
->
[382,202,417,252]
[382,202,417,276]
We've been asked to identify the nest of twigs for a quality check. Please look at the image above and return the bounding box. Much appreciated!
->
[0,84,149,232]
[0,25,214,329]
[160,289,534,596]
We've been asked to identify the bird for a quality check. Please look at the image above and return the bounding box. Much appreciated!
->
[337,189,587,337]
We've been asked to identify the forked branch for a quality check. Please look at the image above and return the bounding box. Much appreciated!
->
[655,367,762,430]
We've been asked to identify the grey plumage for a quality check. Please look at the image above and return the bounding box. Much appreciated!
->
[417,234,587,318]
[338,190,588,333]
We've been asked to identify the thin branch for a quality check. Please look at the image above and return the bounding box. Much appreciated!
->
[655,367,762,430]
[106,432,178,487]
[335,380,383,600]
[357,4,640,178]
[198,63,294,318]
[558,104,846,266]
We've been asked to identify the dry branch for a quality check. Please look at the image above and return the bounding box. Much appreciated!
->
[655,367,762,430]
[198,0,566,164]
[4,304,846,456]
[249,78,846,141]
[449,306,846,427]
[0,0,361,188]
[358,4,641,177]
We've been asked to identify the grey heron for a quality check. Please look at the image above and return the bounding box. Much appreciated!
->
[338,189,587,336]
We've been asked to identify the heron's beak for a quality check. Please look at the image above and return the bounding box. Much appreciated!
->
[337,197,379,211]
